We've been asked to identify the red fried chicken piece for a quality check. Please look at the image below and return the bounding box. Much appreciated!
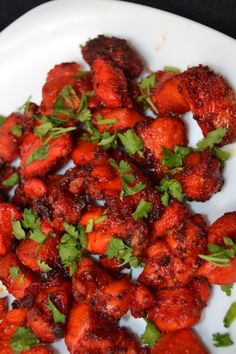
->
[151,329,209,354]
[92,58,132,108]
[0,164,17,200]
[150,71,189,114]
[0,113,21,163]
[25,276,71,343]
[90,278,132,320]
[130,283,154,318]
[0,252,36,299]
[72,257,112,302]
[82,35,144,78]
[92,107,144,133]
[151,200,189,240]
[148,287,202,331]
[0,308,27,343]
[24,178,47,199]
[198,212,236,284]
[174,150,223,201]
[16,236,60,273]
[139,215,207,290]
[32,174,85,227]
[20,133,72,179]
[180,65,236,145]
[65,301,125,354]
[72,139,99,166]
[136,116,187,174]
[0,203,22,258]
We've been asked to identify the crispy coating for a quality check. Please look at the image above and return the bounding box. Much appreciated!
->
[16,236,60,273]
[20,133,72,179]
[92,58,132,108]
[72,139,99,166]
[65,301,124,354]
[99,255,123,273]
[0,252,36,300]
[0,113,21,163]
[0,297,7,320]
[92,107,144,133]
[24,178,47,199]
[174,150,223,201]
[139,215,207,289]
[136,116,187,173]
[130,284,154,318]
[189,276,211,310]
[25,276,71,343]
[0,308,27,343]
[151,200,189,240]
[151,329,209,354]
[148,287,202,331]
[89,278,132,320]
[150,71,189,114]
[180,65,236,145]
[72,257,112,302]
[0,203,22,258]
[82,35,144,78]
[32,175,85,227]
[197,212,236,284]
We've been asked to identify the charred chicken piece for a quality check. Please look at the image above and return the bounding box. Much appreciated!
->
[0,297,7,320]
[82,35,144,78]
[25,276,71,343]
[92,58,132,108]
[198,212,236,284]
[174,150,223,201]
[136,116,187,174]
[72,257,112,302]
[150,71,189,114]
[0,252,36,300]
[65,301,124,354]
[151,329,209,354]
[180,65,236,145]
[0,203,22,258]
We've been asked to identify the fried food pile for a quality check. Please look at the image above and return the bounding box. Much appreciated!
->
[0,34,236,354]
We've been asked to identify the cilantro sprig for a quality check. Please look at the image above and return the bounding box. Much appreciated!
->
[199,237,236,267]
[224,302,236,328]
[58,223,87,276]
[2,172,20,187]
[109,158,146,200]
[118,129,144,157]
[106,237,141,268]
[140,319,161,346]
[137,73,159,113]
[156,178,185,206]
[221,284,234,296]
[48,295,66,324]
[10,326,39,354]
[132,199,152,220]
[9,266,25,285]
[212,332,234,347]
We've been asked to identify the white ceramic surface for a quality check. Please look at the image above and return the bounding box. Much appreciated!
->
[0,0,236,353]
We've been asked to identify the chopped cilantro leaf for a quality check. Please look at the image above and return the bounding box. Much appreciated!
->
[11,125,23,137]
[76,91,94,122]
[156,178,185,206]
[162,146,191,168]
[18,96,31,114]
[29,229,47,244]
[118,129,144,156]
[163,65,181,74]
[140,319,161,346]
[106,237,141,268]
[25,145,49,166]
[212,332,234,347]
[224,302,236,328]
[199,237,236,267]
[10,326,39,354]
[12,220,26,240]
[2,172,20,187]
[221,284,233,296]
[48,295,66,324]
[58,223,87,276]
[137,73,159,114]
[21,208,40,229]
[96,118,118,125]
[132,199,152,220]
[109,158,146,200]
[196,127,227,151]
[36,260,52,272]
[0,115,5,126]
[86,219,94,233]
[212,147,230,163]
[34,122,52,140]
[95,215,107,224]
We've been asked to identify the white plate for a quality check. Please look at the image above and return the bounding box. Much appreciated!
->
[0,0,236,353]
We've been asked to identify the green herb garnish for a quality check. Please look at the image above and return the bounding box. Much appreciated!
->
[10,326,39,354]
[224,302,236,328]
[140,319,161,346]
[137,73,159,113]
[221,284,234,296]
[199,237,236,267]
[11,125,23,137]
[118,129,144,157]
[212,332,234,347]
[106,237,141,268]
[48,295,66,324]
[132,199,152,220]
[2,172,20,187]
[156,178,185,206]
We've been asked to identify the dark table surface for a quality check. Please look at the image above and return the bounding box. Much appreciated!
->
[0,0,235,39]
